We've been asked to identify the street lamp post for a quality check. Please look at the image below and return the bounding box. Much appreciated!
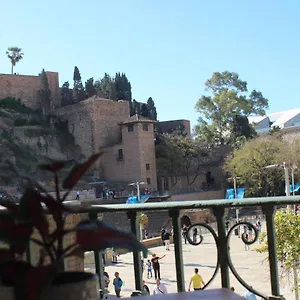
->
[129,181,146,241]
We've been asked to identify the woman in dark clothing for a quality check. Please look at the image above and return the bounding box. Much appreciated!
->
[151,253,166,280]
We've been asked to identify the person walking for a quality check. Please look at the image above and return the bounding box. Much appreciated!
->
[151,253,166,280]
[76,191,80,200]
[146,259,153,278]
[188,268,205,291]
[113,272,123,298]
[182,225,188,244]
[153,279,167,295]
[163,230,171,251]
[192,227,198,243]
[160,228,166,246]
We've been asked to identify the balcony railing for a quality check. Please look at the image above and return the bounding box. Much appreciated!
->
[5,196,300,299]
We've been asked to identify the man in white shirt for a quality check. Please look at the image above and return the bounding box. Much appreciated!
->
[153,279,167,295]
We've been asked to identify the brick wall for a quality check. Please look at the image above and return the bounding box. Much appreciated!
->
[0,72,60,109]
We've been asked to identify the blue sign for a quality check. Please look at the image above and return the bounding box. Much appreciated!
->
[290,184,300,193]
[225,188,245,200]
[126,195,150,204]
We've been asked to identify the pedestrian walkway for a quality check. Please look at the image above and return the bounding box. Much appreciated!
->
[85,230,293,299]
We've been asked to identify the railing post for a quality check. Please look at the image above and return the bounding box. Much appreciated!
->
[263,205,281,298]
[89,212,104,290]
[169,209,185,292]
[213,207,230,288]
[127,211,143,291]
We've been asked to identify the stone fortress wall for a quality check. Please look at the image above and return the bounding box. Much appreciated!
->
[0,72,60,109]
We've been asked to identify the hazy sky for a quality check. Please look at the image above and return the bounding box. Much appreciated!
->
[1,1,299,129]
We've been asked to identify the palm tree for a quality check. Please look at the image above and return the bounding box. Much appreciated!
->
[6,47,24,74]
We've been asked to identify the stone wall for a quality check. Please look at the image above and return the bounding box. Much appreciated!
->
[0,72,60,109]
[55,99,94,158]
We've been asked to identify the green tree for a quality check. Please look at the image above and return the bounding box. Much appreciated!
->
[115,72,132,101]
[38,69,51,115]
[147,97,157,120]
[256,211,300,293]
[95,73,116,100]
[61,82,73,107]
[195,71,268,146]
[140,103,150,118]
[73,66,85,103]
[6,47,24,74]
[224,136,286,197]
[156,135,210,187]
[130,99,141,116]
[85,77,96,98]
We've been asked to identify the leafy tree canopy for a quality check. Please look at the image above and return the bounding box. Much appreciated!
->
[256,211,300,292]
[115,72,132,102]
[147,97,157,120]
[195,71,268,146]
[85,77,96,98]
[6,46,24,74]
[224,135,300,197]
[95,73,116,100]
[156,135,210,187]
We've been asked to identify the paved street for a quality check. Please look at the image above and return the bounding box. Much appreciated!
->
[85,229,293,299]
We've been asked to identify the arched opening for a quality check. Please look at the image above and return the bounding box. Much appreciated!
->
[181,215,191,227]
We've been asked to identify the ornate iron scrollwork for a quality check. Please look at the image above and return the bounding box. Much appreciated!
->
[186,221,267,299]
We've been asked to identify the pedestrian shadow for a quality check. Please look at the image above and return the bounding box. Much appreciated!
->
[184,263,216,269]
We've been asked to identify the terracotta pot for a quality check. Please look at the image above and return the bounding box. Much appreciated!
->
[0,272,99,300]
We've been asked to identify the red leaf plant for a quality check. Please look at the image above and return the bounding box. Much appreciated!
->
[0,153,148,300]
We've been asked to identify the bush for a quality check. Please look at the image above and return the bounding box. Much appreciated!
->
[0,98,34,114]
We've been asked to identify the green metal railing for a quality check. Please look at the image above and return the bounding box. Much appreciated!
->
[34,196,300,299]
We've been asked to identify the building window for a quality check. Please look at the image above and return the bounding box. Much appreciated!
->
[143,124,149,131]
[146,163,150,171]
[146,177,151,185]
[128,125,134,132]
[117,149,123,160]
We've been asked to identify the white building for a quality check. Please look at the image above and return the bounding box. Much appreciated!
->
[249,108,300,135]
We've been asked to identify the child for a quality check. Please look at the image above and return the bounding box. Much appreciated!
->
[113,272,123,298]
[146,259,153,278]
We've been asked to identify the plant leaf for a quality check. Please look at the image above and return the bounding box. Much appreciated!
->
[19,189,48,235]
[39,161,67,173]
[0,218,33,243]
[76,220,148,256]
[62,153,102,189]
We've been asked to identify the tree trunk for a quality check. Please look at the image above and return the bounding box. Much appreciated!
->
[11,64,13,75]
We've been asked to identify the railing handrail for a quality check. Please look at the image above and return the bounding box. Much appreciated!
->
[66,195,300,213]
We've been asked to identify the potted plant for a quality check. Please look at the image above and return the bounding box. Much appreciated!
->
[0,153,147,300]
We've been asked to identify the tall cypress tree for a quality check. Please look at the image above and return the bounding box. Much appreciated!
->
[115,72,132,101]
[38,69,51,115]
[141,103,150,118]
[85,77,96,98]
[73,66,85,103]
[61,81,73,106]
[147,97,157,120]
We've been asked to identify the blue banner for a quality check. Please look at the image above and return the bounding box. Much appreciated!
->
[290,184,300,193]
[225,188,245,199]
[126,195,150,204]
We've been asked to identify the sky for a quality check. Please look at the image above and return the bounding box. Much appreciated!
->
[1,1,300,129]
